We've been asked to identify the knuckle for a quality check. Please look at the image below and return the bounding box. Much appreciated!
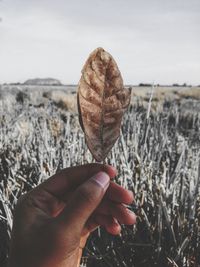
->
[78,185,96,205]
[14,194,29,217]
[16,193,27,207]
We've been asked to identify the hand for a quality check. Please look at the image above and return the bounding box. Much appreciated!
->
[8,164,136,267]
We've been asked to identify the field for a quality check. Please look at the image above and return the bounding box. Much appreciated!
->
[0,84,200,267]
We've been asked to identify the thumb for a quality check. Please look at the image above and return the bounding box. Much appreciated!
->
[57,171,110,232]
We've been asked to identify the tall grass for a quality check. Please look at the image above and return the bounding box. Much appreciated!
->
[0,90,200,267]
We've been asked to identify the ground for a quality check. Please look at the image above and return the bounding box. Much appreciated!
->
[0,85,199,267]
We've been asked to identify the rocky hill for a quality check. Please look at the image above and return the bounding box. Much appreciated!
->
[24,78,62,86]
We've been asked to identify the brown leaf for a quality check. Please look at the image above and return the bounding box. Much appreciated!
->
[77,47,131,162]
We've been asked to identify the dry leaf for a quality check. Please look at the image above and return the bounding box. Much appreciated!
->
[77,47,131,162]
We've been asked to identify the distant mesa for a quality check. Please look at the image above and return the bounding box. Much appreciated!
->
[139,83,152,87]
[24,78,62,86]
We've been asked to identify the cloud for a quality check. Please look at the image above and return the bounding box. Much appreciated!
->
[0,0,199,84]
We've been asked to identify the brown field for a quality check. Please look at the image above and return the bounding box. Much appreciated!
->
[0,84,200,267]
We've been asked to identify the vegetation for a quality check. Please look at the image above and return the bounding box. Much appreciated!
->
[0,88,199,267]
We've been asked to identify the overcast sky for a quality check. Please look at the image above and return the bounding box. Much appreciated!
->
[0,0,199,85]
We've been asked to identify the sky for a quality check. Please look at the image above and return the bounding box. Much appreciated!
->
[0,0,200,85]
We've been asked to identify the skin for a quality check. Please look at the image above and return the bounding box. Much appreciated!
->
[8,164,136,267]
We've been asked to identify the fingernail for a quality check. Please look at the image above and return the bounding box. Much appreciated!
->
[91,171,110,190]
[129,191,135,202]
[109,165,118,176]
[126,209,137,223]
[108,165,118,177]
[112,218,120,227]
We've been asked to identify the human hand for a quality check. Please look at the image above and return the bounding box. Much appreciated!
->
[8,164,136,267]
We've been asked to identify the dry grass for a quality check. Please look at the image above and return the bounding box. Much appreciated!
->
[43,90,77,112]
[0,86,200,267]
[178,87,200,100]
[130,86,200,103]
